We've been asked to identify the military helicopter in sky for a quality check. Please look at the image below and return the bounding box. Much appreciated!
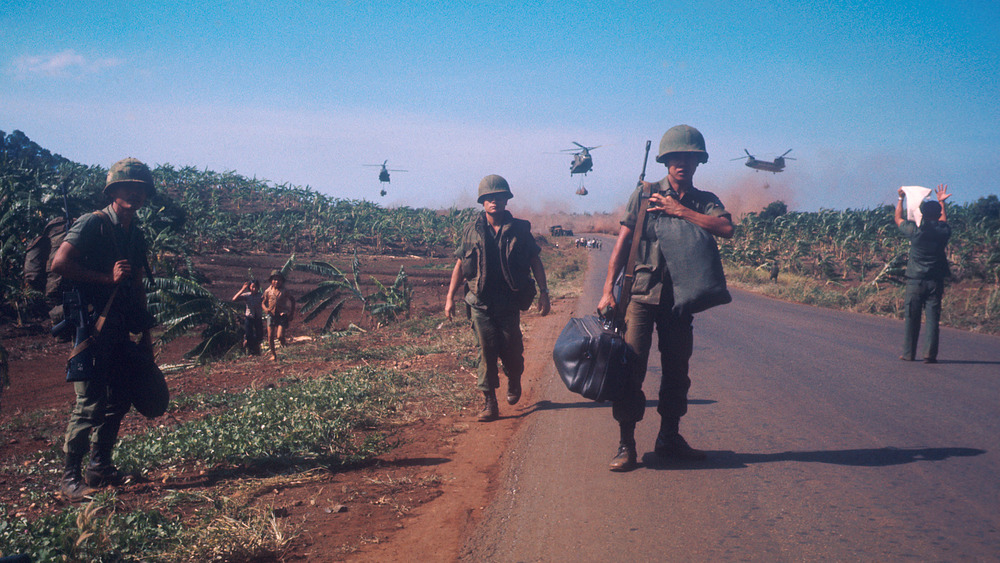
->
[364,160,407,183]
[562,142,601,176]
[732,149,795,173]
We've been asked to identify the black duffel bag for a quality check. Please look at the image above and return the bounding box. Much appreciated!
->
[552,314,633,402]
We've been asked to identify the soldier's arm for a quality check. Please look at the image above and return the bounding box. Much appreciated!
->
[937,184,950,222]
[530,255,550,316]
[51,241,130,285]
[648,193,734,238]
[895,187,906,227]
[444,259,464,320]
[597,225,632,312]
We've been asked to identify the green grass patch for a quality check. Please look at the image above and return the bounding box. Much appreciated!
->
[114,367,399,473]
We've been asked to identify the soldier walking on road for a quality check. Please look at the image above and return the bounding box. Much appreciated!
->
[597,126,734,471]
[51,158,167,501]
[445,175,551,422]
[895,184,952,363]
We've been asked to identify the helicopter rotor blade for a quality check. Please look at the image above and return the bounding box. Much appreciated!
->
[780,149,793,157]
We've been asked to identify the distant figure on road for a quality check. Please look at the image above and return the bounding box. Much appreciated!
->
[770,260,780,283]
[597,125,734,472]
[894,184,952,363]
[445,175,550,422]
[262,270,296,361]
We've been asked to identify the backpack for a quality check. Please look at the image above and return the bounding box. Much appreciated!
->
[23,217,70,303]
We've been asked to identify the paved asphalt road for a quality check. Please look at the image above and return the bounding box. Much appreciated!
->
[464,238,1000,562]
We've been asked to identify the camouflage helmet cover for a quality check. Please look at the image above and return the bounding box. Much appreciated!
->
[104,157,155,197]
[656,124,709,164]
[477,174,513,204]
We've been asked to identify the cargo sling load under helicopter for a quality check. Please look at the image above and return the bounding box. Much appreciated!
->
[732,149,795,173]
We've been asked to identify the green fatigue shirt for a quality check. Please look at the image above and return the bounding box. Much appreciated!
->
[62,204,154,337]
[620,179,730,305]
[456,211,541,313]
[899,220,951,280]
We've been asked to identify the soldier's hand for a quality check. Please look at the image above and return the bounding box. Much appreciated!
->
[538,292,551,316]
[112,260,132,284]
[597,292,616,315]
[444,297,455,321]
[936,184,951,202]
[648,192,686,218]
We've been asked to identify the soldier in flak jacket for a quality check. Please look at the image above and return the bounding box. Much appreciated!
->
[445,175,550,421]
[51,158,167,501]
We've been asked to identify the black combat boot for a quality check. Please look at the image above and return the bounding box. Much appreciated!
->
[85,444,124,487]
[653,417,706,461]
[609,422,638,472]
[59,452,97,502]
[506,375,522,405]
[477,390,500,422]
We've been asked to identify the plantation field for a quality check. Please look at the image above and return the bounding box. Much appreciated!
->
[0,243,588,561]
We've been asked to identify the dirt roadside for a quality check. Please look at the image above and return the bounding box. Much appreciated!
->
[0,247,581,561]
[351,300,573,562]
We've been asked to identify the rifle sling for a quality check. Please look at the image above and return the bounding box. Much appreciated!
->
[614,182,652,329]
[67,209,125,361]
[67,284,120,360]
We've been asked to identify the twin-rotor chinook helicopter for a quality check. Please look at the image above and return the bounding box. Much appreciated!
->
[732,149,795,173]
[364,160,407,196]
[561,142,600,196]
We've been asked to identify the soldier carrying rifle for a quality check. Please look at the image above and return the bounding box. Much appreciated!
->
[51,158,168,501]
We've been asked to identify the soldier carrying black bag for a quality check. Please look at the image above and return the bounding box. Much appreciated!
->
[51,157,169,502]
[597,125,734,472]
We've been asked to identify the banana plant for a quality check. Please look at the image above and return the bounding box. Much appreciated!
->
[147,276,243,364]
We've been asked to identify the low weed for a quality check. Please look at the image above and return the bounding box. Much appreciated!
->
[0,492,183,562]
[115,367,400,473]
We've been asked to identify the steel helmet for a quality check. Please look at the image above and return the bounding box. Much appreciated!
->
[656,125,709,164]
[477,174,513,204]
[104,157,155,197]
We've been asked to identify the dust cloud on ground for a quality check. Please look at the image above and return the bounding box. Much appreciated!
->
[515,199,623,237]
[716,175,797,218]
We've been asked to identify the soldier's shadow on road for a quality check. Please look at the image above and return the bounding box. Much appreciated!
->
[522,398,715,416]
[640,446,986,470]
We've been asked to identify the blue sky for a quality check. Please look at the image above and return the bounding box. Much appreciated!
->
[2,1,998,216]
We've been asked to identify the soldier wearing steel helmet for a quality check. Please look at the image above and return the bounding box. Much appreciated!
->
[445,175,550,422]
[51,157,166,501]
[597,125,734,471]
